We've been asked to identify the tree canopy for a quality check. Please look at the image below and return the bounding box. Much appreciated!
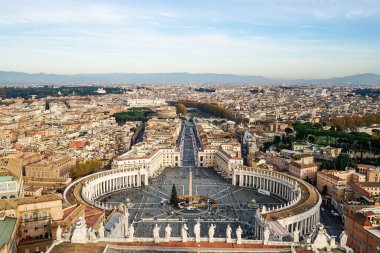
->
[70,160,102,179]
[170,184,179,207]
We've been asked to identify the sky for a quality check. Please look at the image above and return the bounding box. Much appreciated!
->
[0,0,380,79]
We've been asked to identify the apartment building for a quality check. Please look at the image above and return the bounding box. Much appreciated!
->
[0,194,63,240]
[316,169,364,195]
[113,143,181,177]
[25,154,76,179]
[0,158,24,199]
[0,130,16,148]
[196,121,243,178]
[112,118,182,177]
[345,208,380,253]
[288,154,318,182]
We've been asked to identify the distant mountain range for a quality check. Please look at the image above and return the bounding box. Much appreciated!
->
[0,71,379,85]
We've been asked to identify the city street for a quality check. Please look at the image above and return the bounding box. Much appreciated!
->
[180,122,198,167]
[319,203,344,238]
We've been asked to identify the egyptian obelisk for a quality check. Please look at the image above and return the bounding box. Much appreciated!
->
[189,169,193,204]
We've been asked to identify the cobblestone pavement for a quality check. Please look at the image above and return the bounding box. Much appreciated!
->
[97,167,286,240]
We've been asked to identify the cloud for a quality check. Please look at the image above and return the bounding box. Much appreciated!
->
[0,0,379,78]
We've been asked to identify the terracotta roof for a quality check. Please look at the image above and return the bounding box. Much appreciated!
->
[0,194,62,210]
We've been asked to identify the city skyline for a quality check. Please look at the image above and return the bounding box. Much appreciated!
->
[1,0,380,79]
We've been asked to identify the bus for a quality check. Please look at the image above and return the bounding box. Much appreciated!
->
[258,189,270,196]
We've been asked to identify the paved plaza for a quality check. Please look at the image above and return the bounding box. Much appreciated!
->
[97,167,287,240]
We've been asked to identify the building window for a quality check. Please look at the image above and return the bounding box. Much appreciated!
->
[33,212,38,221]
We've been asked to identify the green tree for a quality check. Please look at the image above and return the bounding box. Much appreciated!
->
[70,160,102,179]
[285,127,294,135]
[335,154,357,170]
[273,135,281,145]
[175,102,188,115]
[170,184,179,207]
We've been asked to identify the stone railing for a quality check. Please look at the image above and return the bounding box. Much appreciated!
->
[233,167,321,238]
[80,167,148,208]
[233,167,302,214]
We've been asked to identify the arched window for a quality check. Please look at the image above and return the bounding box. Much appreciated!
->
[33,212,38,221]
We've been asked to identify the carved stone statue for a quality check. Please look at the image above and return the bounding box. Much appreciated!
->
[340,231,348,248]
[226,224,232,243]
[153,224,160,243]
[262,205,267,213]
[236,226,243,244]
[194,221,201,242]
[165,224,172,242]
[181,224,188,242]
[90,228,97,241]
[330,236,336,248]
[128,224,135,242]
[293,227,300,243]
[71,217,88,244]
[117,203,125,213]
[98,222,104,239]
[124,219,129,238]
[56,225,62,241]
[208,224,216,243]
[263,225,270,245]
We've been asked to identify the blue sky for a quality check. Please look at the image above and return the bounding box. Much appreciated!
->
[0,0,380,78]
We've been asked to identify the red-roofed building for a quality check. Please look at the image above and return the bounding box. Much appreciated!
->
[69,139,88,148]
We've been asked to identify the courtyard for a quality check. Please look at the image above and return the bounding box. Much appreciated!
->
[96,167,287,240]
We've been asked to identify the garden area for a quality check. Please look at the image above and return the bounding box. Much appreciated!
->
[113,107,153,125]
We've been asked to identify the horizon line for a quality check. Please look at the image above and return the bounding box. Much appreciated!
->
[1,70,379,81]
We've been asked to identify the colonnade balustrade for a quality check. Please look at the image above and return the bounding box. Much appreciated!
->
[81,167,148,209]
[233,168,301,205]
[232,168,321,239]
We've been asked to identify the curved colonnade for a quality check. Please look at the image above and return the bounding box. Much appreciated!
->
[77,166,321,240]
[81,167,148,210]
[232,167,321,239]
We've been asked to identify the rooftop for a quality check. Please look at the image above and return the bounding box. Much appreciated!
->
[0,194,62,210]
[0,217,17,250]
